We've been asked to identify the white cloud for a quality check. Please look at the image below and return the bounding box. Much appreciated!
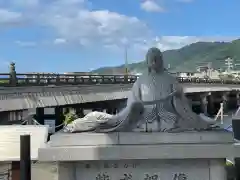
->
[135,36,237,52]
[2,0,238,52]
[0,0,151,48]
[40,2,151,47]
[140,0,164,12]
[53,38,67,45]
[158,36,237,51]
[0,9,23,26]
[15,41,36,47]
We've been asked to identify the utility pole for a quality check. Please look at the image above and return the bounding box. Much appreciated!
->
[225,57,234,72]
[207,62,212,77]
[124,45,128,75]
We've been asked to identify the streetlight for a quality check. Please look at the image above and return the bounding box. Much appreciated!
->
[124,45,128,75]
[122,38,129,76]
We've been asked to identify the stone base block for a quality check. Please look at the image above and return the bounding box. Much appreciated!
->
[57,159,226,180]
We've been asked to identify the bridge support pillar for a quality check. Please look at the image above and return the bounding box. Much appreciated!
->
[237,92,240,108]
[63,107,70,114]
[106,108,113,114]
[113,108,117,114]
[72,104,85,118]
[92,108,104,113]
[35,108,44,125]
[207,93,215,117]
[200,93,208,116]
[222,92,230,111]
[55,107,64,132]
[106,104,118,114]
[76,108,85,118]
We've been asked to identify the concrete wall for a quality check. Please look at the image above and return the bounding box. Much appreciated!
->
[32,162,57,180]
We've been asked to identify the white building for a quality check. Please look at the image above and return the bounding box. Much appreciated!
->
[0,125,48,180]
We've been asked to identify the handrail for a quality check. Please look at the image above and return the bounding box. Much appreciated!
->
[0,73,240,87]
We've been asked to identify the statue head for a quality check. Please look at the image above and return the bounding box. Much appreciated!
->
[146,47,164,73]
[9,62,16,72]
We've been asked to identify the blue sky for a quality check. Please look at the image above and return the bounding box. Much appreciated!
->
[0,0,239,73]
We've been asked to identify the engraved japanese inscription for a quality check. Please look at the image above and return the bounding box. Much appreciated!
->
[76,160,210,180]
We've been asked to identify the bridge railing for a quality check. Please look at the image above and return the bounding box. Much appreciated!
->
[0,73,139,86]
[0,73,240,86]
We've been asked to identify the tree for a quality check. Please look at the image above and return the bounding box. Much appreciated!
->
[64,111,78,126]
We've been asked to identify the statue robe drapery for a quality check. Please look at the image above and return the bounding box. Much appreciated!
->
[130,71,209,132]
[63,71,210,133]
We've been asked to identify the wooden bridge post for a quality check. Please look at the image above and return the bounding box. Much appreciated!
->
[207,93,215,117]
[35,108,44,125]
[222,92,230,111]
[200,93,208,115]
[232,116,240,180]
[75,108,85,118]
[55,106,64,132]
[9,62,17,86]
[237,92,240,108]
[20,134,31,180]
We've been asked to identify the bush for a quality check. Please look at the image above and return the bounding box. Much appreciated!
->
[64,111,78,126]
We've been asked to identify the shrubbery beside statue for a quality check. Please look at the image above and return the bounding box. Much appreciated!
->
[64,47,216,133]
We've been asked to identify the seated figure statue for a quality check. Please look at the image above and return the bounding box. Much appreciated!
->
[64,47,215,133]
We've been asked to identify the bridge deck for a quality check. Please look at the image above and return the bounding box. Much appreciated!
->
[0,84,240,111]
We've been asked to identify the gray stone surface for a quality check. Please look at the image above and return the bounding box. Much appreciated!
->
[32,162,57,180]
[49,132,119,146]
[38,132,234,161]
[39,143,234,161]
[75,159,210,180]
[55,159,226,180]
[38,131,231,180]
[49,131,233,146]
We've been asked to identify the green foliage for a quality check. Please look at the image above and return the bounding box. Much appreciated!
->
[64,111,78,125]
[226,160,234,166]
[92,39,240,73]
[0,80,9,84]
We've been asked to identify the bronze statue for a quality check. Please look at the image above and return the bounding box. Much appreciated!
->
[64,47,214,133]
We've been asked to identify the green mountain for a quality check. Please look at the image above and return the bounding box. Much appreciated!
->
[92,39,240,74]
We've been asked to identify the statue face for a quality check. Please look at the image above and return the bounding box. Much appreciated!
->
[148,55,163,72]
[146,47,164,73]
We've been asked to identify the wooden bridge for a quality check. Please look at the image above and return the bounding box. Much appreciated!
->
[1,73,240,87]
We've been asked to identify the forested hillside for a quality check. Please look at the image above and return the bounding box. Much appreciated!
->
[92,39,240,74]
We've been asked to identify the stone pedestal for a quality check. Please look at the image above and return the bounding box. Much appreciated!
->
[38,132,235,180]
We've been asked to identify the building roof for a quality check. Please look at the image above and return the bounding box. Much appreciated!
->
[0,125,48,161]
